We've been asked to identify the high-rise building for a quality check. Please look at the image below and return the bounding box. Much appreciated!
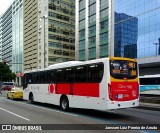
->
[12,0,24,74]
[23,0,75,71]
[114,0,160,75]
[114,12,138,58]
[0,16,2,62]
[23,0,39,71]
[76,0,160,75]
[1,5,12,64]
[75,0,110,61]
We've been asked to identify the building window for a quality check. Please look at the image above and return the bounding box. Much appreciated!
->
[89,47,96,59]
[79,19,85,30]
[79,40,85,50]
[79,50,85,60]
[89,0,96,5]
[79,0,85,11]
[100,0,109,10]
[89,3,96,16]
[89,25,96,36]
[89,36,96,47]
[100,20,108,30]
[79,9,85,20]
[100,32,108,45]
[89,14,96,24]
[79,29,85,39]
[100,44,108,57]
[100,8,108,19]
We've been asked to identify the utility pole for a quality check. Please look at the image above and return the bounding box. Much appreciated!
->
[40,16,47,68]
[153,38,160,55]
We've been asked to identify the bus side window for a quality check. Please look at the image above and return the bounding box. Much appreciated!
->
[28,74,32,83]
[44,71,50,83]
[56,69,64,83]
[40,72,44,83]
[64,67,74,82]
[32,73,37,84]
[37,72,40,83]
[88,63,103,82]
[75,65,87,82]
[51,70,55,83]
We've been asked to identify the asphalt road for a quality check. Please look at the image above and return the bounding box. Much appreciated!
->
[0,92,159,133]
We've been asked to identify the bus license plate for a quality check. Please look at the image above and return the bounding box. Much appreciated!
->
[116,94,123,99]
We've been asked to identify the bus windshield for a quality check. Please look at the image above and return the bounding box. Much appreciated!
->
[110,60,137,79]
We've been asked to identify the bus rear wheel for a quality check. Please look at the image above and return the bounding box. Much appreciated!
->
[60,96,69,111]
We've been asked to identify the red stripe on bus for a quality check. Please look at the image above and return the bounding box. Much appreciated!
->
[56,83,99,97]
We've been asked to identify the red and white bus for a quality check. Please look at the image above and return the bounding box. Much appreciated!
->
[23,57,139,111]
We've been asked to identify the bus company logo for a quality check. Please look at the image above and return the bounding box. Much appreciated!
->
[118,84,132,89]
[48,84,56,94]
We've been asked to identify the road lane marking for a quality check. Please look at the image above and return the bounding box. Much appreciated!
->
[0,97,78,117]
[0,108,30,121]
[0,97,158,133]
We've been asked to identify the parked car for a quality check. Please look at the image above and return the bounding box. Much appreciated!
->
[7,87,23,100]
[1,82,14,91]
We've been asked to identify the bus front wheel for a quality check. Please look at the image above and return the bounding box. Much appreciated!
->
[29,93,34,104]
[60,96,69,111]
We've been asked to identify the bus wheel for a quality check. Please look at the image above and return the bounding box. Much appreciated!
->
[60,96,69,111]
[29,93,34,104]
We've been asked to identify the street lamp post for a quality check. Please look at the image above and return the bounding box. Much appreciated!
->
[153,42,160,55]
[40,16,47,68]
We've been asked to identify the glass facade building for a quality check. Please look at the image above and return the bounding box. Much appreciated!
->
[0,16,2,61]
[114,0,160,58]
[12,0,23,73]
[76,0,109,61]
[2,6,12,64]
[114,0,160,75]
[76,0,160,75]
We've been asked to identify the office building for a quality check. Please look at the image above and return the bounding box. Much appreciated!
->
[23,0,39,71]
[1,5,12,64]
[114,0,160,75]
[12,0,24,74]
[76,0,160,75]
[24,0,75,71]
[0,16,2,62]
[76,0,109,61]
[114,12,138,58]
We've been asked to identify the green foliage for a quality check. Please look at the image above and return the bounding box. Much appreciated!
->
[0,62,16,81]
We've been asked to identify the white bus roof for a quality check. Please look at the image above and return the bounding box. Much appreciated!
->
[139,74,160,78]
[24,58,108,74]
[48,61,82,68]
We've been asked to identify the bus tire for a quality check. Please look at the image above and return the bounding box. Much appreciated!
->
[60,96,69,111]
[29,93,34,104]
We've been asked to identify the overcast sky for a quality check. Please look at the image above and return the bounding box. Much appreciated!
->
[0,0,13,16]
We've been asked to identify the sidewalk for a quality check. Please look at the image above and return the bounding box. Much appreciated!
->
[139,95,160,111]
[139,102,160,111]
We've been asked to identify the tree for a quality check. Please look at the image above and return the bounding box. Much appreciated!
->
[0,62,16,82]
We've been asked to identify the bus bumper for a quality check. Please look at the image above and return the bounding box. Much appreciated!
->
[106,99,139,110]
